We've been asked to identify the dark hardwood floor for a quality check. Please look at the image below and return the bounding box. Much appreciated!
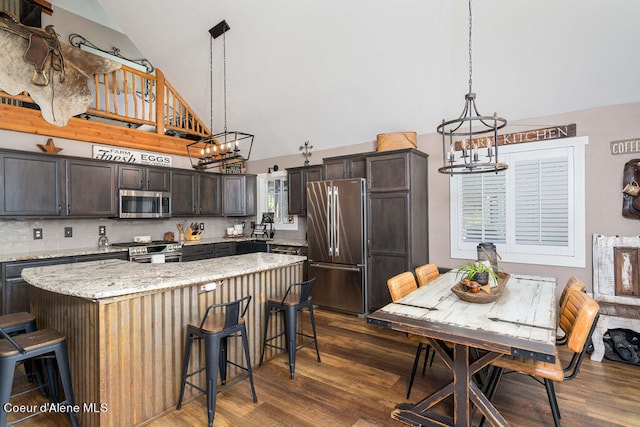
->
[9,308,640,426]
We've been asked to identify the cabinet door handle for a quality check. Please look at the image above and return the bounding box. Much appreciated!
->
[58,204,61,214]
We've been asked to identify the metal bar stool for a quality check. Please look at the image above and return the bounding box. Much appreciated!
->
[0,312,44,390]
[0,327,79,427]
[259,278,320,379]
[177,295,257,427]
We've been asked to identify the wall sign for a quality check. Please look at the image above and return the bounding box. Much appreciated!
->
[455,123,577,150]
[610,138,640,155]
[93,145,172,167]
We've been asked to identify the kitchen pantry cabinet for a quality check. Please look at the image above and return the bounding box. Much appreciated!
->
[222,174,256,216]
[366,149,429,311]
[118,164,170,191]
[323,153,367,180]
[0,152,63,216]
[287,164,323,215]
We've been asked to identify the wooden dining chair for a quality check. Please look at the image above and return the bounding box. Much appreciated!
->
[556,276,586,344]
[387,272,436,399]
[483,288,600,427]
[415,263,439,287]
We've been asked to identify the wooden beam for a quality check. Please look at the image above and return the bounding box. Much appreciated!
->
[0,103,192,157]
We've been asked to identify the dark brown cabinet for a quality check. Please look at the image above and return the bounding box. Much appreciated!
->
[0,152,63,216]
[66,160,117,217]
[171,170,197,216]
[118,165,170,191]
[222,174,256,216]
[287,164,323,215]
[366,149,429,311]
[323,154,367,180]
[199,173,222,216]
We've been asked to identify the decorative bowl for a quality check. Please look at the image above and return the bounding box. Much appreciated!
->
[451,272,510,303]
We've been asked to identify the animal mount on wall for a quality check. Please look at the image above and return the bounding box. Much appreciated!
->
[0,11,121,126]
[622,159,640,219]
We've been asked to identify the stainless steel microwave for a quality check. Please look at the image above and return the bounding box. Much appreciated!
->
[118,190,171,219]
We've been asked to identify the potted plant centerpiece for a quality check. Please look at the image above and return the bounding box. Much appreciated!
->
[455,261,499,293]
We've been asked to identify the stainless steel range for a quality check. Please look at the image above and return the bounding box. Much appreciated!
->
[111,241,183,263]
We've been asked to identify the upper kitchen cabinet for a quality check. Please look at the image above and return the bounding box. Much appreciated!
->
[366,150,414,192]
[323,154,367,180]
[222,174,256,216]
[118,165,170,191]
[0,152,63,216]
[287,164,323,215]
[171,170,197,216]
[172,170,223,216]
[199,172,222,216]
[66,160,117,216]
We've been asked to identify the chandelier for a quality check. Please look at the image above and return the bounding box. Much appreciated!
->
[188,20,254,172]
[437,0,507,175]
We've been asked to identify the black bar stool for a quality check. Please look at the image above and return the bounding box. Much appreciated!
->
[177,295,257,427]
[259,278,320,379]
[0,312,37,335]
[0,327,79,427]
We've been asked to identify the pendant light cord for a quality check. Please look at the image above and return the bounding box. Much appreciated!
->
[223,30,228,133]
[468,0,473,93]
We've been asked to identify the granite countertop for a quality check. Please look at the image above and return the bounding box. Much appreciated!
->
[0,246,129,263]
[0,237,307,263]
[22,252,306,300]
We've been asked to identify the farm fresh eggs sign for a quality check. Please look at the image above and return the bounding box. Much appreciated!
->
[93,145,172,167]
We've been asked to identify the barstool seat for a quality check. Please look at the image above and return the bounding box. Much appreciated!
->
[0,312,37,335]
[0,327,79,427]
[177,295,257,427]
[259,278,320,379]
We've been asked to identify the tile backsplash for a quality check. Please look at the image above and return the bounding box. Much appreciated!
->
[0,216,306,256]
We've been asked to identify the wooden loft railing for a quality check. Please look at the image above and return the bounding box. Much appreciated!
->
[0,65,210,157]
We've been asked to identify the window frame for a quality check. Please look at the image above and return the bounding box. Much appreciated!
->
[449,136,588,268]
[256,171,298,230]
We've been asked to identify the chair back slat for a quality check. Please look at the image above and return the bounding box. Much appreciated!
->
[281,278,316,305]
[560,290,600,354]
[559,276,586,309]
[415,264,439,287]
[387,272,418,302]
[199,295,252,330]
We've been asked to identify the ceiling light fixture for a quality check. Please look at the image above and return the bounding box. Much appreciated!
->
[437,0,507,175]
[187,20,253,173]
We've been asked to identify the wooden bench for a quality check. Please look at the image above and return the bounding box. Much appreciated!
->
[590,302,640,361]
[591,235,640,361]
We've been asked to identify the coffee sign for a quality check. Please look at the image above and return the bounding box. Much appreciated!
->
[93,145,172,167]
[610,138,640,155]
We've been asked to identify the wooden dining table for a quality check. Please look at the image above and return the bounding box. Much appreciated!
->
[367,270,557,427]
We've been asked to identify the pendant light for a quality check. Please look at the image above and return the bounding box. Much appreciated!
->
[437,0,507,175]
[187,20,254,173]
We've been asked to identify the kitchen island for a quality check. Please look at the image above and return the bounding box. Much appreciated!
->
[22,253,305,427]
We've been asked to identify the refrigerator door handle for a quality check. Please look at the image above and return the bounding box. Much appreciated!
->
[327,185,333,256]
[333,186,339,256]
[308,262,361,272]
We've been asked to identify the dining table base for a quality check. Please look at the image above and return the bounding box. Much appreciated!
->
[391,340,509,427]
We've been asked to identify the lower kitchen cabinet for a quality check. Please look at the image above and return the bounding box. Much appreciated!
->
[182,242,236,261]
[0,252,128,314]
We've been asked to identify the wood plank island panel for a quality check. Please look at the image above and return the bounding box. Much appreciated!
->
[26,255,303,426]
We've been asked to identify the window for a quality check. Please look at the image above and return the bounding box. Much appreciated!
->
[256,171,297,230]
[450,136,587,267]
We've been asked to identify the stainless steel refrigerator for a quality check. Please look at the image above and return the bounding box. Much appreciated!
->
[306,178,367,315]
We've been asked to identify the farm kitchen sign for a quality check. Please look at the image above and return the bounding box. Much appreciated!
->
[454,123,576,150]
[92,145,172,167]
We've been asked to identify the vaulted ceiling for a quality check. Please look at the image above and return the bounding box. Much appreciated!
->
[53,0,640,162]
